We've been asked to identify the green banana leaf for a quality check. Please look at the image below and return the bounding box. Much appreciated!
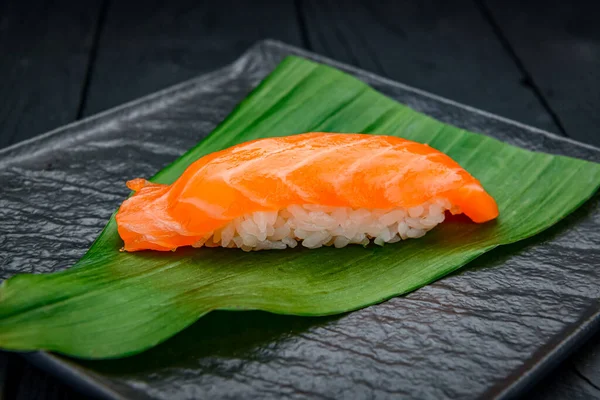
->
[1,56,599,360]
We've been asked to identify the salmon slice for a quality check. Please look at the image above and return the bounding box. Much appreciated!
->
[116,133,498,251]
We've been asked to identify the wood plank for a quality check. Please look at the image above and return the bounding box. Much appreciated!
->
[297,0,560,134]
[1,1,596,399]
[1,2,300,396]
[572,333,600,393]
[0,0,103,393]
[483,0,600,146]
[531,360,600,399]
[0,0,104,148]
[482,0,600,391]
[81,0,303,116]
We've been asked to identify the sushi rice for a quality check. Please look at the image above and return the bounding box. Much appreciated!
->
[116,133,498,252]
[192,198,457,251]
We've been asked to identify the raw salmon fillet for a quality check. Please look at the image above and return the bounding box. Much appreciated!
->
[116,133,498,251]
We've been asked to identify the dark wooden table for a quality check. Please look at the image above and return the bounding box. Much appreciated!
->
[1,0,599,398]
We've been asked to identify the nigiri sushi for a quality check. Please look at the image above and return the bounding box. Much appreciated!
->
[116,133,498,252]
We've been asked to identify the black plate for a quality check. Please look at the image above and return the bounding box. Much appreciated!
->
[1,40,600,400]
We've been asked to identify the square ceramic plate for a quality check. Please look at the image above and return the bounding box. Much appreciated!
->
[1,40,599,400]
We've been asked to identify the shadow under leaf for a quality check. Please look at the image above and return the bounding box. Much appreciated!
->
[74,310,342,376]
[72,194,599,377]
[450,191,599,277]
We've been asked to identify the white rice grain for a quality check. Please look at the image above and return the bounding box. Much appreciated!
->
[191,198,452,251]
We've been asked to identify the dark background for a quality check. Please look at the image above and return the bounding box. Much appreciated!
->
[1,0,599,398]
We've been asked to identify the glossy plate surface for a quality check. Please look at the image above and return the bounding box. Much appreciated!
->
[1,41,599,400]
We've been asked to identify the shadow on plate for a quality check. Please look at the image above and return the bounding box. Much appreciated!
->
[70,193,598,378]
[74,309,342,376]
[448,191,599,277]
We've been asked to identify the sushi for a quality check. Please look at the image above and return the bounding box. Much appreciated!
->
[116,132,498,252]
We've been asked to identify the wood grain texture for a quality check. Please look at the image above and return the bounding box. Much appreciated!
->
[572,335,600,393]
[530,351,600,399]
[483,0,600,146]
[81,0,303,116]
[530,361,600,400]
[0,0,598,399]
[296,0,560,134]
[482,0,600,390]
[0,0,104,148]
[0,0,102,395]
